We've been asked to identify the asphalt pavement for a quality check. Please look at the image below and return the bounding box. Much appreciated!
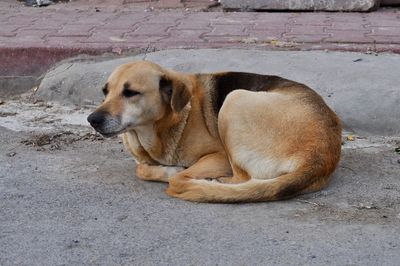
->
[1,49,400,265]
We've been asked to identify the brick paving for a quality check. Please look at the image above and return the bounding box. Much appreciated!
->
[1,4,400,76]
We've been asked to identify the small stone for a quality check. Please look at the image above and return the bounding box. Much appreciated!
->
[112,47,123,55]
[117,215,128,222]
[6,152,16,157]
[25,0,52,7]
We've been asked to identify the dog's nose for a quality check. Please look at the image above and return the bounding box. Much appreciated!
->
[87,111,106,128]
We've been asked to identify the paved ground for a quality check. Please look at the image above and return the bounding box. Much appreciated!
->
[1,2,400,78]
[1,48,400,265]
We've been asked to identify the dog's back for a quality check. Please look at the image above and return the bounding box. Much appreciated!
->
[167,71,342,202]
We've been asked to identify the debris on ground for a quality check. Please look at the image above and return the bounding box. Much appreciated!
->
[353,203,379,210]
[21,132,104,150]
[0,112,17,117]
[6,152,17,157]
[24,0,53,7]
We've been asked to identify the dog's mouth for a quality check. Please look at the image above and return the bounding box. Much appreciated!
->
[96,127,127,138]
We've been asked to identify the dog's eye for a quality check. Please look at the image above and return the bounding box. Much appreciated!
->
[122,88,140,98]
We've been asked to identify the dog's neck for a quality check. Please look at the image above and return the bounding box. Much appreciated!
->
[134,103,191,166]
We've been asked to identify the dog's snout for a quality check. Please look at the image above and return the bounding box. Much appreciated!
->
[87,111,107,128]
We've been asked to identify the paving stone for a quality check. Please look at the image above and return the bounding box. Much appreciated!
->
[122,34,167,43]
[0,25,23,37]
[367,35,400,44]
[369,26,400,36]
[328,23,369,31]
[283,34,330,43]
[290,14,332,25]
[175,20,211,30]
[210,16,256,25]
[329,13,366,23]
[49,25,96,37]
[16,29,58,39]
[366,18,400,27]
[253,23,288,30]
[247,29,284,41]
[83,30,131,43]
[45,36,91,47]
[131,24,171,36]
[325,30,374,43]
[205,25,249,36]
[164,29,208,44]
[6,16,39,25]
[287,25,326,35]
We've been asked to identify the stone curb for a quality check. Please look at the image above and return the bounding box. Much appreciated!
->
[221,0,379,11]
[35,49,400,136]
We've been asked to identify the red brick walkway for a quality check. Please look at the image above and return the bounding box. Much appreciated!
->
[1,5,400,76]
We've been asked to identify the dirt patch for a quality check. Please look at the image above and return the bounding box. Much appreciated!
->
[0,112,17,117]
[21,132,106,150]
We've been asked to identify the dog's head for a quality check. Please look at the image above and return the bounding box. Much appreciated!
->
[87,61,192,137]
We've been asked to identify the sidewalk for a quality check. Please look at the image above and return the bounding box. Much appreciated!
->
[1,3,400,77]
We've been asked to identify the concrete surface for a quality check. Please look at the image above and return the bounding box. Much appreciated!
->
[37,49,400,136]
[0,97,400,266]
[221,0,379,11]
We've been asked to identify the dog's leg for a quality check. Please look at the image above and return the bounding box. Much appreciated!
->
[135,163,185,183]
[166,152,238,196]
[184,152,233,180]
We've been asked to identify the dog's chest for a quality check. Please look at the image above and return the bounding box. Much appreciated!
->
[134,126,181,166]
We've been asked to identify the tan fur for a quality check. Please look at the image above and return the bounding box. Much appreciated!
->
[88,61,342,203]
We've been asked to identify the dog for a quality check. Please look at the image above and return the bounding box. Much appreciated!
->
[87,61,342,203]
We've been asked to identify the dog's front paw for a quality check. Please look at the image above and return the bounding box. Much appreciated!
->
[135,163,153,180]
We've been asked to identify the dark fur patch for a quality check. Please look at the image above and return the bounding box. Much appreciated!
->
[211,72,294,114]
[159,76,173,104]
[122,82,140,97]
[102,83,109,96]
[159,75,191,113]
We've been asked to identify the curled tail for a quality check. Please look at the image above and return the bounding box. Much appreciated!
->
[167,171,328,203]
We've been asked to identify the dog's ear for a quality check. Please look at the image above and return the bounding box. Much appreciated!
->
[159,75,191,113]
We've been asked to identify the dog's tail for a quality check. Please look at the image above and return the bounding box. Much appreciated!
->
[167,170,327,203]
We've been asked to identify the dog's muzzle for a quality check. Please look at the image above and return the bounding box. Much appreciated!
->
[87,111,124,137]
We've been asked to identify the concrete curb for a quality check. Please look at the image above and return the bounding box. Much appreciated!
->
[0,47,146,98]
[36,49,400,136]
[221,0,379,11]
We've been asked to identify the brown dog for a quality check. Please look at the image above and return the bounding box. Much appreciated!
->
[87,61,342,202]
